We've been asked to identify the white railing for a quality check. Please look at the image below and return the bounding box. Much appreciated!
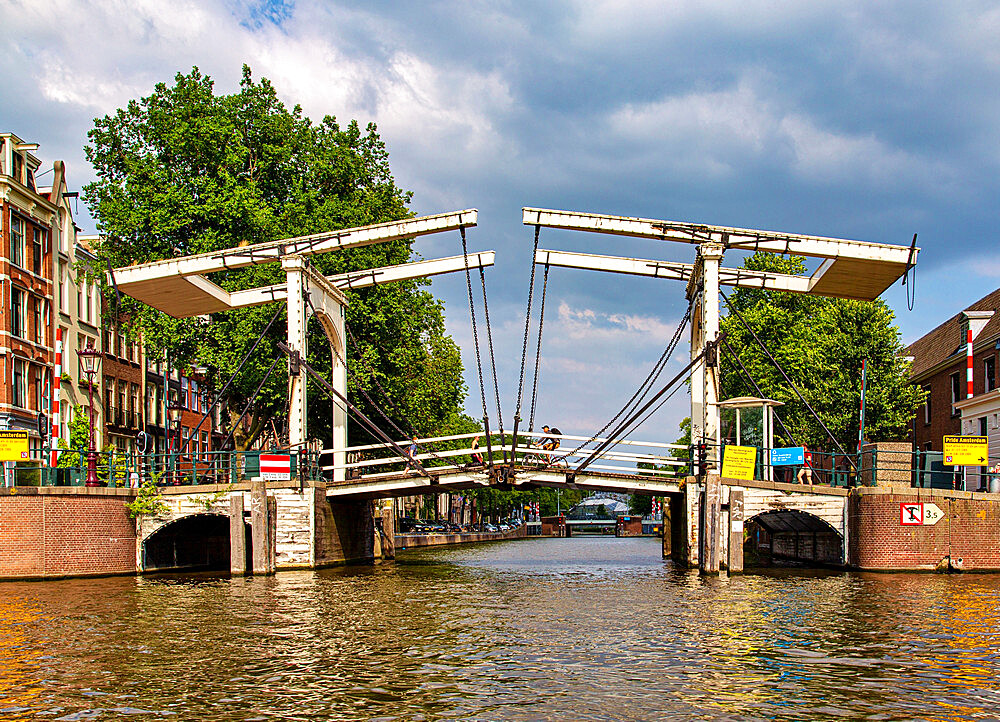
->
[322,430,684,481]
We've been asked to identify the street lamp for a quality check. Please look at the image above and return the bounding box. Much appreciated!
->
[77,340,102,487]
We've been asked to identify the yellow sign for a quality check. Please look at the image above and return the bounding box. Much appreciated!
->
[0,431,29,461]
[721,445,757,481]
[942,435,989,466]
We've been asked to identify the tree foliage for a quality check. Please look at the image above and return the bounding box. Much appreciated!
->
[84,66,469,447]
[720,252,923,453]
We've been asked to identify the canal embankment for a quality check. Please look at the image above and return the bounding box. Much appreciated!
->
[396,524,527,550]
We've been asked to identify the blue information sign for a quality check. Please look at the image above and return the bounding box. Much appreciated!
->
[771,446,805,466]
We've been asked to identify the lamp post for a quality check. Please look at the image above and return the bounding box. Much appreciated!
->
[77,340,102,487]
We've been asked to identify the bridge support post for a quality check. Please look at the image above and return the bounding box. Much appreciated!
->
[230,493,247,576]
[251,480,275,575]
[728,489,744,574]
[700,474,722,575]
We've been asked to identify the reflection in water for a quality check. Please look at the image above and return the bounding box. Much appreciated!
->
[0,537,999,720]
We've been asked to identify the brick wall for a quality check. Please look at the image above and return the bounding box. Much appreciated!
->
[849,488,1000,571]
[0,488,136,579]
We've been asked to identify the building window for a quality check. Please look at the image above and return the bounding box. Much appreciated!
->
[10,287,25,339]
[12,358,27,408]
[922,386,931,425]
[986,356,996,393]
[980,417,988,437]
[33,367,43,411]
[31,296,41,344]
[31,227,42,275]
[10,215,25,268]
[59,264,69,312]
[201,431,209,461]
[951,372,962,416]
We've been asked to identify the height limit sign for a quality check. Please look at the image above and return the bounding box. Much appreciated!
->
[900,502,944,526]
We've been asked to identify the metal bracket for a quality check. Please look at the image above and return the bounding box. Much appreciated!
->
[289,349,301,376]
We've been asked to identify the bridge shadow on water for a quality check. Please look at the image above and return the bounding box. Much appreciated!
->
[143,514,252,574]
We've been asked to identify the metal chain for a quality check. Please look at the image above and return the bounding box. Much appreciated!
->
[515,225,542,419]
[479,266,506,455]
[527,262,550,432]
[460,227,490,425]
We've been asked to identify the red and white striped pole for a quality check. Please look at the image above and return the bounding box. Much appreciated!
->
[967,327,974,399]
[51,327,62,467]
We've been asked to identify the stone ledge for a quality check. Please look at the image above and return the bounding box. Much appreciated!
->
[851,486,1000,501]
[0,486,137,497]
[718,476,850,497]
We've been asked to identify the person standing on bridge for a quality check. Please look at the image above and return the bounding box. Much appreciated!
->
[471,436,484,465]
[406,437,420,472]
[797,445,813,484]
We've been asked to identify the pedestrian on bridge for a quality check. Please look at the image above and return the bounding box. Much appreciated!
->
[797,445,813,485]
[406,437,420,472]
[471,436,484,465]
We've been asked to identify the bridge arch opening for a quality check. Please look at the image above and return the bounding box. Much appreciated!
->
[142,514,237,573]
[744,509,843,567]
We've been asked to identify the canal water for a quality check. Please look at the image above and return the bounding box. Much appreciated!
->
[1,537,999,721]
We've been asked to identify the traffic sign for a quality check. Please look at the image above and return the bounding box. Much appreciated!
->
[770,446,804,466]
[900,502,923,525]
[721,445,756,481]
[900,502,946,526]
[922,503,944,526]
[260,454,291,481]
[0,431,29,461]
[942,435,989,466]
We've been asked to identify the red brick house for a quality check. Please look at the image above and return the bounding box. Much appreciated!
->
[0,133,56,457]
[906,289,1000,454]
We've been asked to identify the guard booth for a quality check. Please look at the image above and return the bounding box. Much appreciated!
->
[719,397,783,481]
[540,515,568,537]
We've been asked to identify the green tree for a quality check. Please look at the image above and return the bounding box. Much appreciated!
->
[628,494,653,515]
[84,66,469,447]
[720,252,923,454]
[57,405,90,468]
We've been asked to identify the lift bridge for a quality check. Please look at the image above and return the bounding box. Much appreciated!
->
[111,207,918,574]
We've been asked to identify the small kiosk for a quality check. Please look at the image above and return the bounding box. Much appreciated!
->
[718,396,784,482]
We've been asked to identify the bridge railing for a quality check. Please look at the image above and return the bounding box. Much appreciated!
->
[710,443,995,491]
[514,430,685,478]
[5,448,325,489]
[323,430,687,481]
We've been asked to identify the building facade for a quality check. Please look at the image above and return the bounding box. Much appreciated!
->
[0,133,58,458]
[906,289,1000,489]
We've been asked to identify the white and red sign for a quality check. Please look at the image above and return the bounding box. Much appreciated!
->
[900,502,945,527]
[900,502,923,525]
[260,454,291,481]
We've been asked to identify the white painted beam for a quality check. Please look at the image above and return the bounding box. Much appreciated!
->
[113,209,478,285]
[524,207,917,264]
[536,249,814,294]
[227,251,495,310]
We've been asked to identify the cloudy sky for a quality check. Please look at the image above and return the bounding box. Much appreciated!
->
[3,0,1000,444]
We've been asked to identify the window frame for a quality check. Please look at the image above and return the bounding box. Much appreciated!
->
[10,214,25,269]
[12,358,27,409]
[950,372,962,416]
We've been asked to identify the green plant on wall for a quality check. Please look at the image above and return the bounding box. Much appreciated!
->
[192,484,233,512]
[125,473,169,520]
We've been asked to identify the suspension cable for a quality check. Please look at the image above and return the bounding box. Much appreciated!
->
[509,225,543,469]
[551,298,693,467]
[720,290,853,461]
[179,302,286,454]
[527,262,550,432]
[460,227,490,429]
[575,347,708,476]
[479,266,506,465]
[215,354,284,452]
[721,338,800,449]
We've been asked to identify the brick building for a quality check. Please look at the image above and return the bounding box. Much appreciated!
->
[906,289,1000,485]
[53,191,103,454]
[0,133,57,457]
